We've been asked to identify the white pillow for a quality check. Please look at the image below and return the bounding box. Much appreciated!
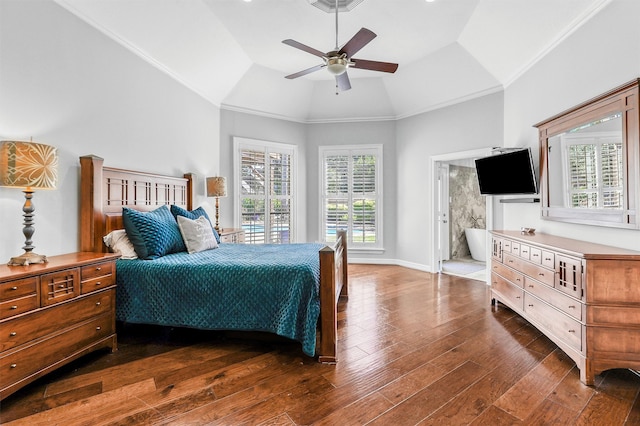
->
[103,229,138,259]
[177,215,219,254]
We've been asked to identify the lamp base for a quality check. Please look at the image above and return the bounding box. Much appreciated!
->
[8,251,48,266]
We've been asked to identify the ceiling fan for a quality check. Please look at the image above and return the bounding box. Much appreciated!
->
[282,0,398,92]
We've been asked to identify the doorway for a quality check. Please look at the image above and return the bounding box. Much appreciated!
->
[430,148,494,282]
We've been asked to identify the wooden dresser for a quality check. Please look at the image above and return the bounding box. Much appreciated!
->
[220,228,245,243]
[490,230,640,385]
[0,252,119,399]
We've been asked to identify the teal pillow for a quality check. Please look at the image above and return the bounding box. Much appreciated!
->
[170,205,220,244]
[123,205,186,259]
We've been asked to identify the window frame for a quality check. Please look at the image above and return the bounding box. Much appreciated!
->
[233,137,297,244]
[319,144,383,251]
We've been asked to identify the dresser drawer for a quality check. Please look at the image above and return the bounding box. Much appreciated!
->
[0,294,39,320]
[81,262,114,281]
[502,252,525,271]
[0,314,113,391]
[520,261,555,287]
[541,251,555,269]
[491,262,524,288]
[511,242,520,256]
[0,277,37,301]
[492,273,524,311]
[81,274,115,295]
[524,293,582,352]
[529,247,542,264]
[40,269,79,306]
[524,277,582,321]
[0,290,114,352]
[519,244,531,260]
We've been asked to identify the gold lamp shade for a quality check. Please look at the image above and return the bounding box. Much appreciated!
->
[1,141,58,266]
[0,141,58,189]
[206,176,227,197]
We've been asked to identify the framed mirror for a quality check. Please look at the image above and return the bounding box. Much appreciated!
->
[535,79,639,229]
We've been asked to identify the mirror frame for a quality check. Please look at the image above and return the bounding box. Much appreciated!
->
[535,79,639,229]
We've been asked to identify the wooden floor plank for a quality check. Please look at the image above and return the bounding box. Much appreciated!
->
[2,265,640,425]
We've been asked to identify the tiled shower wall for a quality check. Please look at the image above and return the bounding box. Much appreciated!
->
[449,165,486,259]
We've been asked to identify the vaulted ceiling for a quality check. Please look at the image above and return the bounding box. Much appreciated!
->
[54,0,611,122]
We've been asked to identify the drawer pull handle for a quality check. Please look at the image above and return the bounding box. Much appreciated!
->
[568,305,576,309]
[516,278,521,282]
[508,260,514,263]
[96,267,102,271]
[10,286,18,290]
[528,304,534,307]
[96,326,101,331]
[545,257,552,261]
[10,332,17,336]
[58,284,65,288]
[96,302,101,306]
[95,282,101,286]
[528,284,534,288]
[538,273,545,277]
[568,329,576,333]
[10,305,18,310]
[532,253,539,257]
[10,364,17,368]
[516,296,521,299]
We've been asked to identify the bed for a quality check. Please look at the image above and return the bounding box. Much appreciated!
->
[79,155,348,362]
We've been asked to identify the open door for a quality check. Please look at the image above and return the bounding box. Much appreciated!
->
[437,163,450,272]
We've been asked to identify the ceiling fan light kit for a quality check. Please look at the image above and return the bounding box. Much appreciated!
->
[284,0,398,92]
[326,55,349,75]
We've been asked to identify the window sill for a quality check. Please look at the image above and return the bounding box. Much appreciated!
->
[348,247,385,255]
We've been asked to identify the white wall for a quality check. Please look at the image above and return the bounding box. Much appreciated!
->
[502,0,640,251]
[395,93,504,270]
[0,0,221,262]
[218,109,308,241]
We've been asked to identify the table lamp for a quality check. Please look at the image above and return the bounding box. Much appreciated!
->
[0,140,58,265]
[206,176,226,233]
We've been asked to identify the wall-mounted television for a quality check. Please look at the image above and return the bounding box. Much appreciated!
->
[475,148,538,195]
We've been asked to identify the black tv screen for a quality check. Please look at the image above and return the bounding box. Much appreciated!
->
[475,148,538,195]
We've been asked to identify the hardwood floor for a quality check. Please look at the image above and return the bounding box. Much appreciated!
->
[2,264,640,425]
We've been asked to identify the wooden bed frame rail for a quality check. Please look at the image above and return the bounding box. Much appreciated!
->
[79,155,347,362]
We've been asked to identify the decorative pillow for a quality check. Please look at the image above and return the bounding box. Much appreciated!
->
[103,229,138,259]
[177,215,219,254]
[122,205,186,260]
[170,205,220,243]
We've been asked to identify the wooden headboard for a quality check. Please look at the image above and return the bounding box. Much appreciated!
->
[79,155,194,253]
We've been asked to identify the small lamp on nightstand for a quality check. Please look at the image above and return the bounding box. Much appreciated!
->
[206,176,226,233]
[0,140,58,266]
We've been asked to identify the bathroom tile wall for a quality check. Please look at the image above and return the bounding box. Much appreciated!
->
[449,165,486,259]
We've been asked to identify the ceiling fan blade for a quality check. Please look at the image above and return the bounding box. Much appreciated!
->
[336,72,351,91]
[338,28,376,58]
[282,39,326,58]
[285,64,325,79]
[351,58,399,73]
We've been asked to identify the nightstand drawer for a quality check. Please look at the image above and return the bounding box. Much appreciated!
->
[40,269,79,306]
[0,277,37,301]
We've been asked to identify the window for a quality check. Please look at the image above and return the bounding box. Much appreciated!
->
[562,132,624,209]
[320,145,382,249]
[234,138,296,244]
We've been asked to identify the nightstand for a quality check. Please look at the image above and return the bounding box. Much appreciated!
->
[0,252,119,400]
[219,228,245,243]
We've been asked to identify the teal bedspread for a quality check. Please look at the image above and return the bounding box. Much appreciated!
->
[116,243,324,357]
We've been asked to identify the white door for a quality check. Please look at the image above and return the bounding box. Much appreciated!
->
[437,163,450,270]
